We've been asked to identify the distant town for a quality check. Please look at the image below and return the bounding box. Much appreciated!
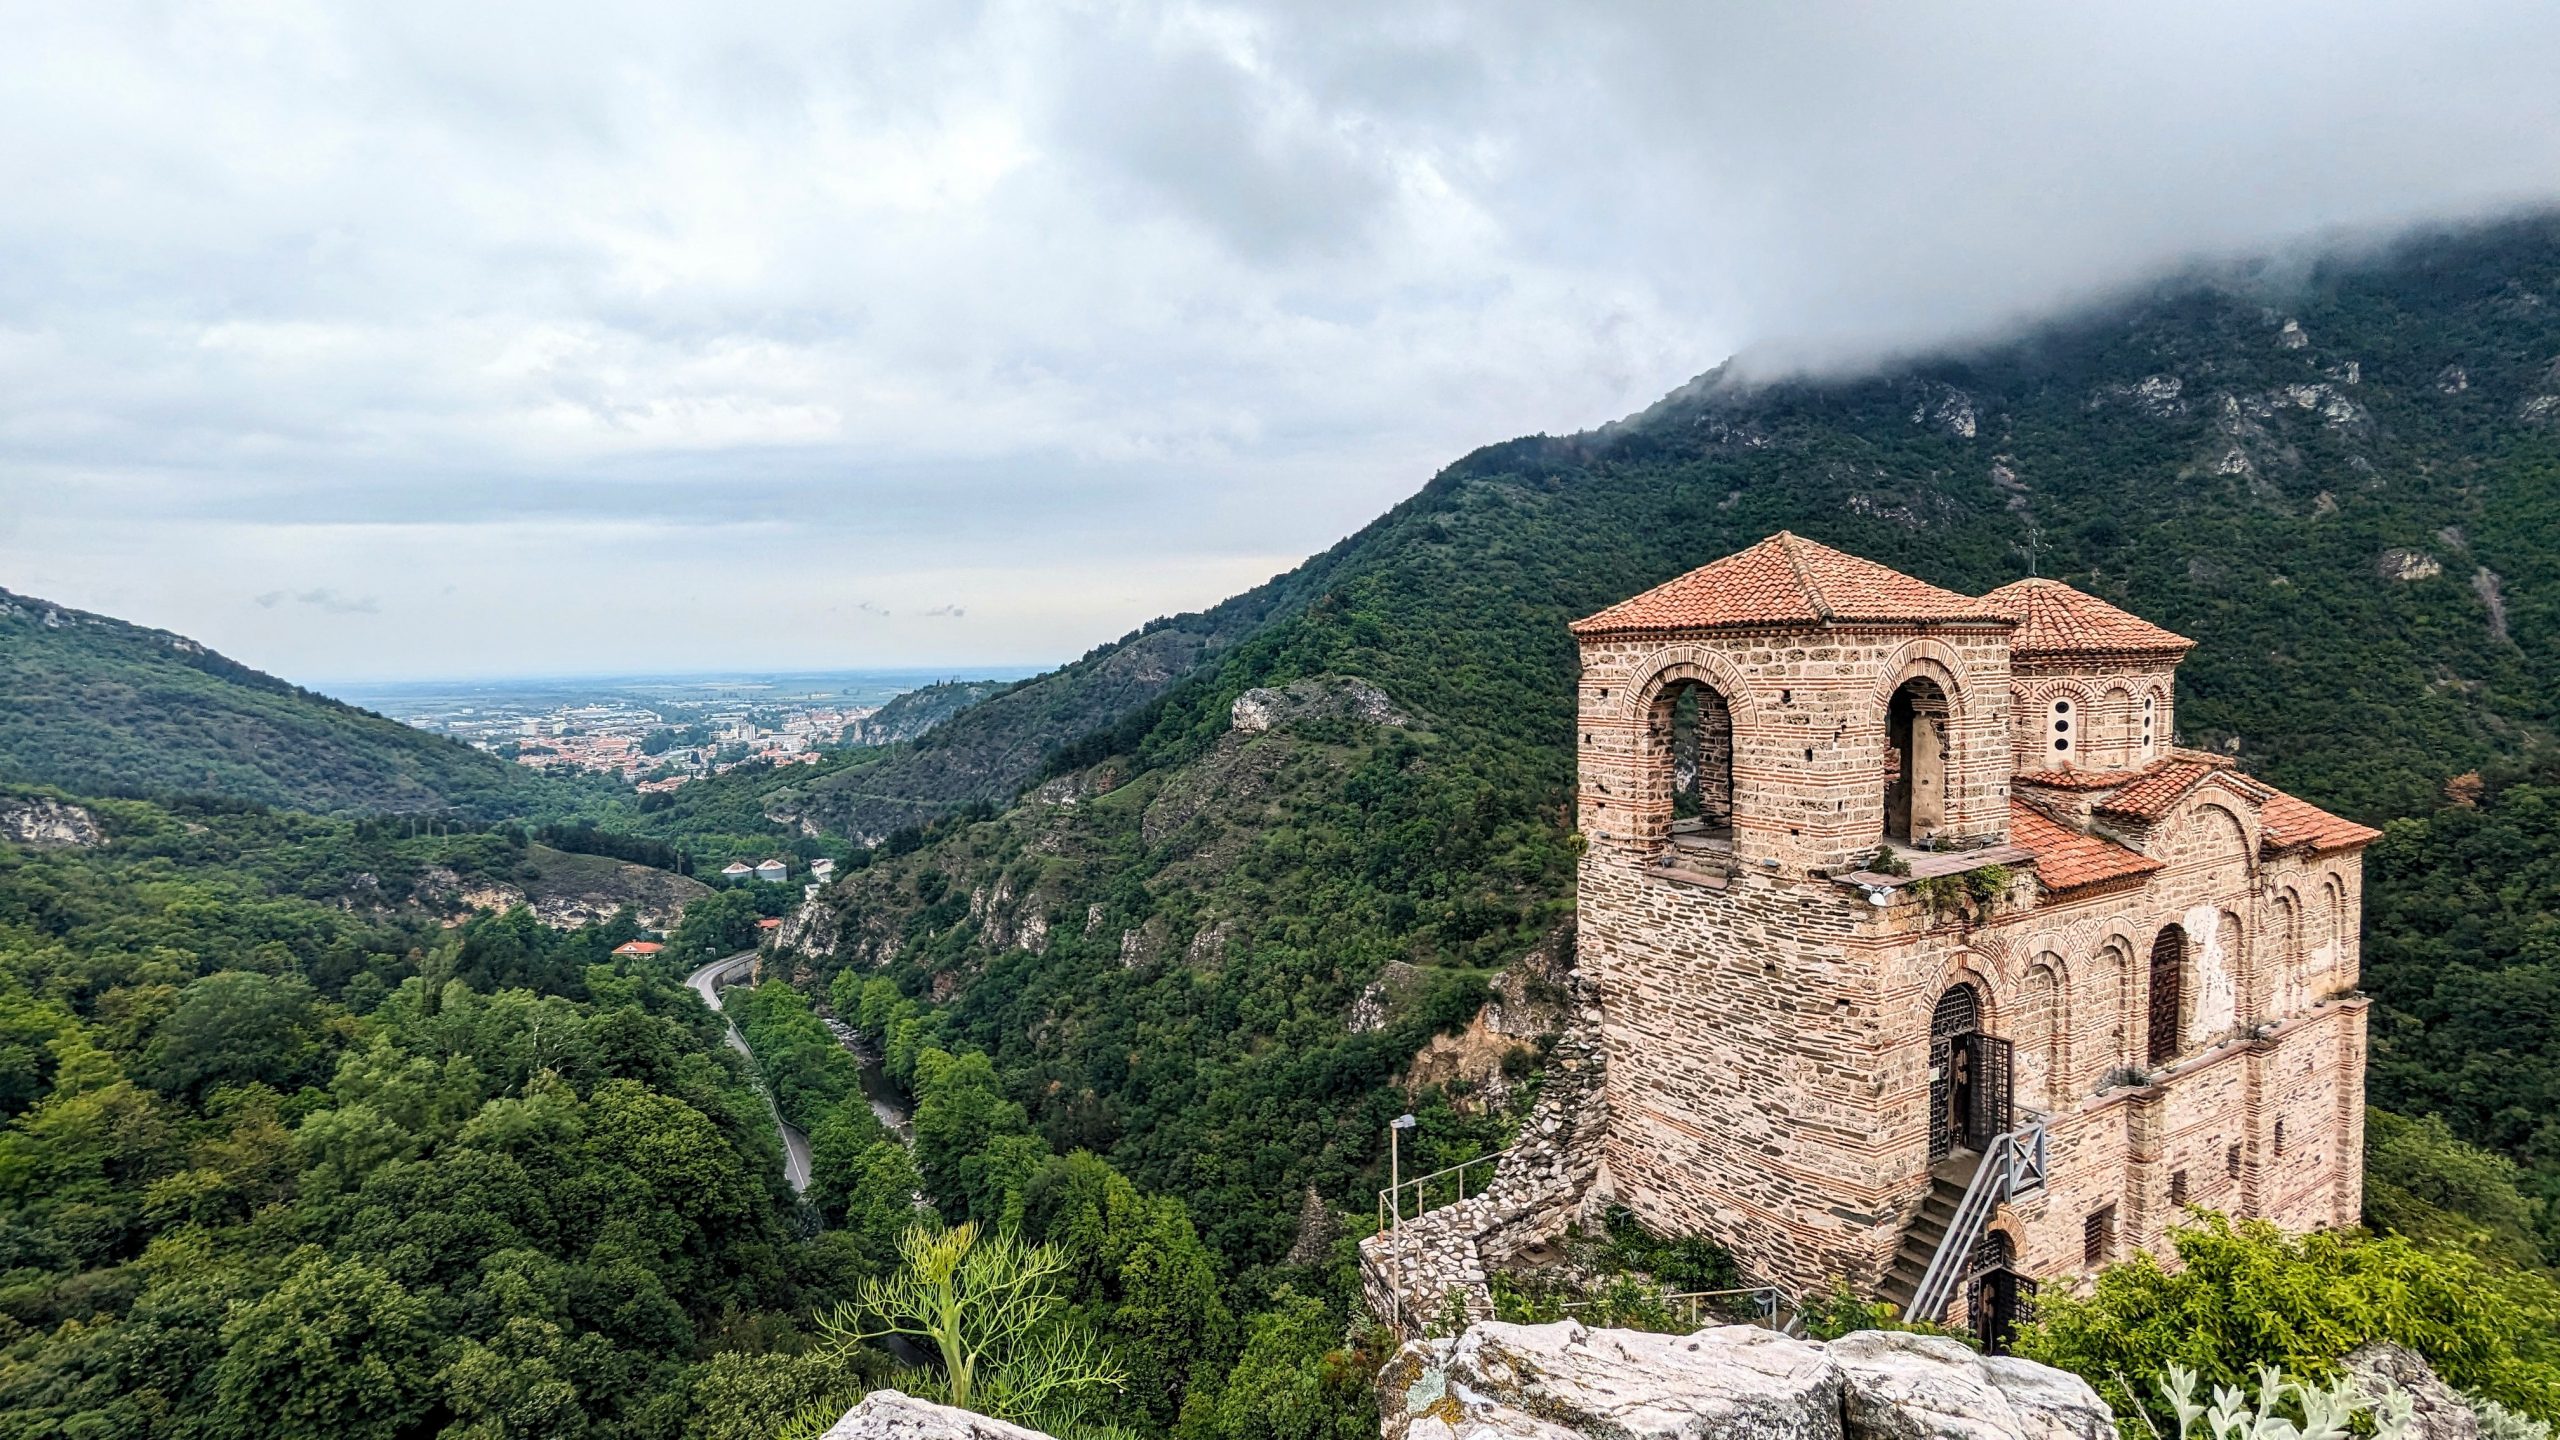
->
[331,668,1034,791]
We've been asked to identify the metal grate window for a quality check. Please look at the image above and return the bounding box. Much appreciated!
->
[2083,1205,2117,1268]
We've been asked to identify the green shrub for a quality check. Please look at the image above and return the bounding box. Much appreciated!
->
[2018,1215,2560,1435]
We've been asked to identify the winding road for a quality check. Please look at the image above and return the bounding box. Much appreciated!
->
[686,951,814,1194]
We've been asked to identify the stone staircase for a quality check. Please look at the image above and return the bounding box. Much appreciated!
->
[1877,1150,1980,1322]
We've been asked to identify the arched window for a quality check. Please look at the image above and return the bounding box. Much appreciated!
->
[2141,691,2161,757]
[2047,695,2076,764]
[1650,679,1734,842]
[1887,676,1952,842]
[2147,925,2187,1065]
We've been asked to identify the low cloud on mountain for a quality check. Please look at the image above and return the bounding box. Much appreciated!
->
[4,0,2556,678]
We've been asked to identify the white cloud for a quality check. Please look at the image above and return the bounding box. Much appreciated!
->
[2,0,2558,680]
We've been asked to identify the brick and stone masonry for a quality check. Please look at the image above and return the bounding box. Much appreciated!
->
[1363,533,2375,1332]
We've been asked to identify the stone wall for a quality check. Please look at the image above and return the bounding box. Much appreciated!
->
[1577,629,2370,1303]
[1575,624,2016,878]
[1359,1021,1611,1339]
[2008,659,2178,774]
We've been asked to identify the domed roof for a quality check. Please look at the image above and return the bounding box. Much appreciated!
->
[1571,532,2009,636]
[1980,578,2192,660]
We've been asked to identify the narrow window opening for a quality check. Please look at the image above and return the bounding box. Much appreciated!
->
[2168,1170,2190,1208]
[1886,676,1951,843]
[2273,1120,2288,1156]
[1651,679,1733,859]
[2083,1205,2117,1268]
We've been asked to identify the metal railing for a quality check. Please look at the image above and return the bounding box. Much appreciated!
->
[1906,1122,2048,1324]
[1376,1146,1512,1235]
[1560,1283,1787,1331]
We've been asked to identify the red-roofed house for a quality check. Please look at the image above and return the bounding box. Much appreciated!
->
[1366,534,2375,1352]
[610,940,665,958]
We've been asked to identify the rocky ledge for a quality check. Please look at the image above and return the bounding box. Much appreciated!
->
[818,1390,1051,1439]
[1381,1321,2112,1440]
[1230,675,1411,734]
[804,1324,2114,1440]
[0,796,104,850]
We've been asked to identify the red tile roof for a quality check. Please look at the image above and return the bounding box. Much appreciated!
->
[2010,800,2162,894]
[2261,791,2382,854]
[1981,579,2192,660]
[612,941,665,955]
[2012,766,2136,791]
[1571,532,2011,636]
[756,917,784,929]
[2091,756,2229,822]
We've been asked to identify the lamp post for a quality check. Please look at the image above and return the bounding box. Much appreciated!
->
[1389,1113,1416,1228]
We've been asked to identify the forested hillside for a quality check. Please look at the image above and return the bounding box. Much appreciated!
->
[0,789,1377,1438]
[0,589,600,818]
[792,214,2560,1261]
[5,213,2560,1438]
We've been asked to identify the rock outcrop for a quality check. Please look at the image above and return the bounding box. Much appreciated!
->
[819,1390,1051,1439]
[2345,1342,2479,1440]
[1828,1331,2113,1440]
[1230,676,1411,734]
[0,796,104,849]
[1380,1322,2112,1440]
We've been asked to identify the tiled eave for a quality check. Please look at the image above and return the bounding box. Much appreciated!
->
[1571,617,2016,643]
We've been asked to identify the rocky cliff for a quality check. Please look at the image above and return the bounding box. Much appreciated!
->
[1378,1323,2114,1440]
[810,1325,2116,1440]
[0,795,103,849]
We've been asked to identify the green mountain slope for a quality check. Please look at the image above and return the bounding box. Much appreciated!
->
[0,588,597,818]
[845,678,1018,746]
[791,214,2560,1261]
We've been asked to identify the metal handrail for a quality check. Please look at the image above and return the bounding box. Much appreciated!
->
[1906,1123,2048,1323]
[1375,1146,1513,1234]
[1560,1283,1786,1329]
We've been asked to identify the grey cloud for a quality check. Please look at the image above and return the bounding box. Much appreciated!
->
[6,1,2560,679]
[254,588,383,616]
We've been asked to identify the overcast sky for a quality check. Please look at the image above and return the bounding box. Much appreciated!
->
[5,2,2558,684]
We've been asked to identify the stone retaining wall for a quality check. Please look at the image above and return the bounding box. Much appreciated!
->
[1359,1011,1611,1338]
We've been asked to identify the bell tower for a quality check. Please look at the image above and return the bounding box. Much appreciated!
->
[1571,533,2017,1289]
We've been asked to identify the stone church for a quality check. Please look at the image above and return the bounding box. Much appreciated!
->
[1360,532,2373,1344]
[1570,532,2374,1339]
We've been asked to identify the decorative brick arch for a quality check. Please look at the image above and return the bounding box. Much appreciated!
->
[1872,638,1979,716]
[2022,952,2072,1113]
[2173,797,2262,886]
[1979,1212,2029,1259]
[2093,933,2139,1076]
[2269,888,2306,1018]
[1935,957,2003,1032]
[1618,643,1762,727]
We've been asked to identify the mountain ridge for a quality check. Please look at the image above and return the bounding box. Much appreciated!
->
[0,584,598,818]
[784,210,2560,1261]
